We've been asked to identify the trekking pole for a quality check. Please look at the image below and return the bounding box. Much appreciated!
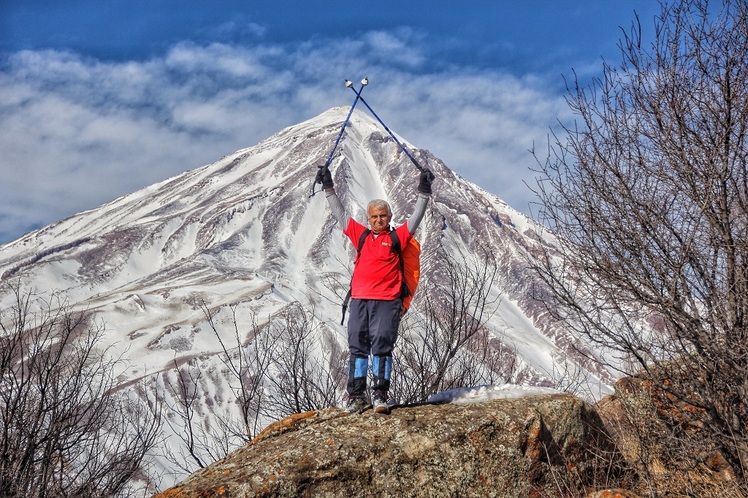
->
[309,78,367,197]
[347,82,425,172]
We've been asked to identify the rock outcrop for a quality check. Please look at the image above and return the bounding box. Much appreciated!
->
[595,377,744,497]
[154,394,631,498]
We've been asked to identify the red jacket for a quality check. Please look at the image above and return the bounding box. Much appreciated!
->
[344,218,412,300]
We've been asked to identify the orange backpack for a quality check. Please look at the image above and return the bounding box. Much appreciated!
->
[341,229,421,324]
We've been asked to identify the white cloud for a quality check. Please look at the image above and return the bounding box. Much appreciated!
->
[0,32,572,243]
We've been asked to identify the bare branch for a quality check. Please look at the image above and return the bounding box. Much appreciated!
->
[531,0,748,485]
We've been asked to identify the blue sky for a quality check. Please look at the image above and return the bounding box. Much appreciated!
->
[0,1,662,244]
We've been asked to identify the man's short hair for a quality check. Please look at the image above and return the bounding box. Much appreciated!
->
[367,199,392,216]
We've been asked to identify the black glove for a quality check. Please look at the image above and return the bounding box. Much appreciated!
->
[418,169,435,194]
[315,165,334,190]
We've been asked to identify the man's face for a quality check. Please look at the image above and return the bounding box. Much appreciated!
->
[368,205,391,233]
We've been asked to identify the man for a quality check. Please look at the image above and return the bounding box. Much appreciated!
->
[316,164,433,414]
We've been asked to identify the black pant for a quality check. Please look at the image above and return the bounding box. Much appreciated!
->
[346,298,401,395]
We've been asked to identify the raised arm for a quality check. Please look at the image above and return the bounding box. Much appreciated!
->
[316,164,347,227]
[406,169,434,234]
[325,189,347,227]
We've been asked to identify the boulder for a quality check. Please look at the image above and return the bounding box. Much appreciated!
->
[154,394,631,498]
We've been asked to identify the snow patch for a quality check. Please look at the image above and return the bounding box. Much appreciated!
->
[428,384,562,405]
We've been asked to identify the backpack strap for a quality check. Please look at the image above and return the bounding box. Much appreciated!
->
[388,229,402,256]
[356,229,371,259]
[388,230,410,298]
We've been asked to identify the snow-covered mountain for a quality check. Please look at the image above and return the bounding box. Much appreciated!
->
[0,107,618,489]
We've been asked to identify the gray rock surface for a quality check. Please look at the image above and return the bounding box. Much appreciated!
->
[155,394,629,498]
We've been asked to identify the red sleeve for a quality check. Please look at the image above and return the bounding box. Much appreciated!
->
[343,217,366,246]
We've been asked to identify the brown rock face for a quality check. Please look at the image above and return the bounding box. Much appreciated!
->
[154,394,630,498]
[595,378,744,497]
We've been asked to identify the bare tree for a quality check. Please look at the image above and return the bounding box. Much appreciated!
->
[263,303,345,416]
[161,300,344,478]
[160,359,216,473]
[0,285,161,497]
[532,0,748,484]
[159,302,279,477]
[201,302,275,441]
[393,245,511,403]
[203,301,343,425]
